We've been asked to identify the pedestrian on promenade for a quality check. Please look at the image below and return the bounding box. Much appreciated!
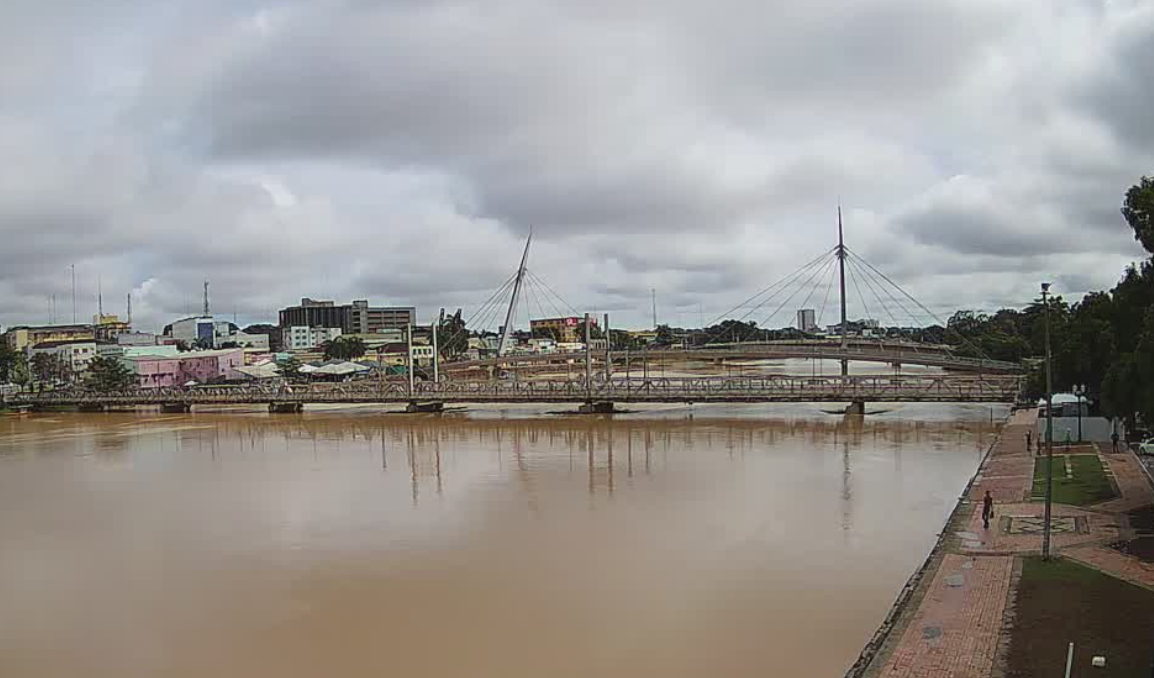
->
[982,490,994,530]
[1112,431,1120,453]
[1026,429,1032,452]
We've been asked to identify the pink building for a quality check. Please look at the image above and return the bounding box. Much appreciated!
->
[126,349,245,389]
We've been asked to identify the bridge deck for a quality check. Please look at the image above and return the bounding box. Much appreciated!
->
[9,375,1021,407]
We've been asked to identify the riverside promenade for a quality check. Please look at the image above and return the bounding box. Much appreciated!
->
[848,408,1154,678]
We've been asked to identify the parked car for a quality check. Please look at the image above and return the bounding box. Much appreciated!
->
[1139,438,1154,455]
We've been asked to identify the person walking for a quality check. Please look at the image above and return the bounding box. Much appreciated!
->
[1026,429,1033,453]
[982,490,994,530]
[1111,431,1120,454]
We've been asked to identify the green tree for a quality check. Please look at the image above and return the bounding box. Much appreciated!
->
[1122,175,1154,254]
[30,353,68,386]
[1101,352,1141,434]
[531,325,563,342]
[608,329,644,351]
[278,356,303,383]
[0,343,18,383]
[9,353,30,389]
[321,336,367,360]
[437,311,469,357]
[84,355,134,392]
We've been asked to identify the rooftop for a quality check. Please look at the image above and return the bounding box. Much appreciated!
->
[31,339,97,349]
[123,348,243,362]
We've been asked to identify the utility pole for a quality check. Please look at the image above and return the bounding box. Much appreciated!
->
[406,322,415,399]
[585,313,593,402]
[497,231,532,357]
[126,293,132,326]
[97,275,103,320]
[651,288,657,329]
[604,313,611,382]
[1042,282,1055,560]
[71,264,76,324]
[837,205,849,377]
[432,320,440,384]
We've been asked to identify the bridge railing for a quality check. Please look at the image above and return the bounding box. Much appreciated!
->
[9,373,1022,405]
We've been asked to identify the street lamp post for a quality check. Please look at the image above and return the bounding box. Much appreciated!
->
[1042,283,1055,561]
[1074,383,1085,443]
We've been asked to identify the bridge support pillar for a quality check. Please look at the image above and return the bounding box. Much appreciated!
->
[77,404,106,413]
[268,402,303,414]
[160,403,191,414]
[579,401,616,414]
[406,401,445,414]
[845,400,866,416]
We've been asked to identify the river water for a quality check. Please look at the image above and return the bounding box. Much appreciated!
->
[0,402,1003,677]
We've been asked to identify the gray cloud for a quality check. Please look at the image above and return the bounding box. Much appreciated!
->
[0,0,1151,333]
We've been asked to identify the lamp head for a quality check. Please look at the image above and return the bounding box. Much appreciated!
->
[1041,282,1051,293]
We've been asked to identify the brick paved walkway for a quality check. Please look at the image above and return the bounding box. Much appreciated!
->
[879,554,1013,678]
[959,501,1120,554]
[1096,451,1154,513]
[861,409,1154,678]
[1064,545,1154,591]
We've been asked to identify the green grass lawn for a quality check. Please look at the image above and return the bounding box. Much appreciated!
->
[1008,558,1154,677]
[1031,454,1116,505]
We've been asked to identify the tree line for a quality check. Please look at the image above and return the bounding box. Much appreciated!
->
[941,177,1154,432]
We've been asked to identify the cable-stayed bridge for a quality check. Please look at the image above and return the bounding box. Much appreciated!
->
[5,212,1028,413]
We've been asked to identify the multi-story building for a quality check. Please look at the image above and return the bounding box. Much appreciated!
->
[123,348,245,388]
[410,344,435,367]
[227,332,270,351]
[116,331,158,347]
[28,340,98,375]
[169,317,233,349]
[278,298,416,335]
[529,316,595,343]
[4,324,95,352]
[797,309,818,333]
[93,314,131,343]
[343,330,405,352]
[99,344,180,361]
[283,326,343,351]
[348,300,416,334]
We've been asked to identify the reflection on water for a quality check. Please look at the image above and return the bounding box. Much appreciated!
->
[0,404,1001,677]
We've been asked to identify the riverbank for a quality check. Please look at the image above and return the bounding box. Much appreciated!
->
[848,408,1154,677]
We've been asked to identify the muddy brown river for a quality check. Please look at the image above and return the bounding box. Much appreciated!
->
[0,403,1003,677]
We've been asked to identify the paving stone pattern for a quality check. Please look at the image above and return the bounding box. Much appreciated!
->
[866,409,1154,678]
[879,554,1013,678]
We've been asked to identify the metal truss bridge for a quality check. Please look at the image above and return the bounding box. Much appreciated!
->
[8,374,1021,411]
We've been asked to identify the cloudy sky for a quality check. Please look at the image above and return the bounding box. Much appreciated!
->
[0,0,1150,333]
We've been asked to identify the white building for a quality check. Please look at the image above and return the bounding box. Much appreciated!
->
[283,326,343,351]
[410,344,435,367]
[28,340,98,375]
[117,331,158,346]
[797,309,818,333]
[227,331,270,351]
[170,316,232,349]
[528,338,557,353]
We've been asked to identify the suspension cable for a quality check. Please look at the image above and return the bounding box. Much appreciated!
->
[752,255,840,339]
[702,249,839,345]
[815,255,839,329]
